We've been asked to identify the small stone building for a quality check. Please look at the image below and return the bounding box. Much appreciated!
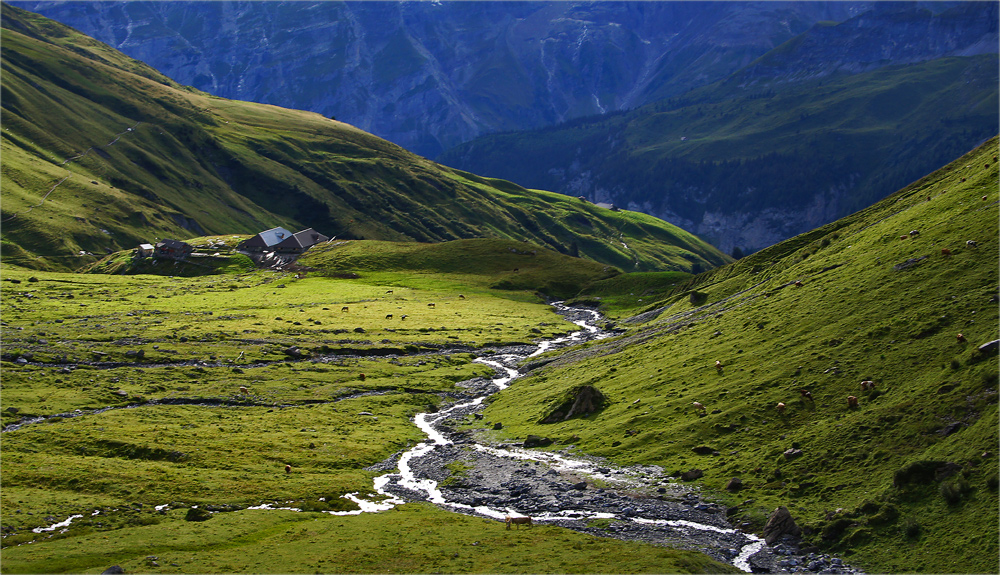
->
[154,239,193,260]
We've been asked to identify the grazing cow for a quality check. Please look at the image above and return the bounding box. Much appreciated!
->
[386,290,393,294]
[799,389,814,402]
[401,315,407,320]
[794,280,803,287]
[860,380,876,391]
[692,401,707,414]
[909,230,920,237]
[957,333,966,342]
[505,516,532,530]
[966,240,978,248]
[342,306,349,312]
[941,248,952,256]
[776,402,786,414]
[359,373,366,381]
[285,464,291,474]
[427,303,435,308]
[900,235,909,240]
[239,386,250,395]
[459,294,465,299]
[513,268,519,273]
[847,395,859,409]
[715,360,723,372]
[983,196,989,201]
[386,314,393,320]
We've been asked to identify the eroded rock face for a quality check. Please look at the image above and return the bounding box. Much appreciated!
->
[540,385,606,423]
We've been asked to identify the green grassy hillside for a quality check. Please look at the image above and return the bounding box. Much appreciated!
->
[477,137,1000,573]
[0,3,728,274]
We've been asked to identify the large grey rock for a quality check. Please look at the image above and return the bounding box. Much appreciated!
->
[763,506,801,545]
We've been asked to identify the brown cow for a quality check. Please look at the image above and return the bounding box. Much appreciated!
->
[847,396,859,409]
[505,516,533,530]
[692,401,707,414]
[776,402,786,414]
[285,464,291,474]
[799,389,814,402]
[341,306,349,312]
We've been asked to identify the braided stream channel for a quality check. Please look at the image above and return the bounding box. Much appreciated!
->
[15,302,858,573]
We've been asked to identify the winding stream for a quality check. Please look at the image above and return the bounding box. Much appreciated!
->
[16,302,857,573]
[328,302,770,572]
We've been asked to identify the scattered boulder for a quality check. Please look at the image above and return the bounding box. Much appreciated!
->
[725,477,743,492]
[975,339,999,359]
[783,448,804,461]
[493,422,503,430]
[184,507,212,522]
[680,469,704,481]
[102,567,125,575]
[763,506,801,545]
[571,481,587,491]
[283,347,304,358]
[523,435,553,448]
[692,445,716,455]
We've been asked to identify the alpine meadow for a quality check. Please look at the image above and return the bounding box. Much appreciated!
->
[1,3,997,575]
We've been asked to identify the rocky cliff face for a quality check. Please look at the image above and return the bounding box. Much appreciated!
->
[11,1,863,157]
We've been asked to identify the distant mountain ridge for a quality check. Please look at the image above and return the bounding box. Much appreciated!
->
[9,0,868,157]
[438,2,999,253]
[736,1,998,84]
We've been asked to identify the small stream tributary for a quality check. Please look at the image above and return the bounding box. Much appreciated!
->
[321,302,775,572]
[15,302,858,573]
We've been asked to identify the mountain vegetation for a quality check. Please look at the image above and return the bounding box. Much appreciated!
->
[438,3,998,253]
[0,3,727,275]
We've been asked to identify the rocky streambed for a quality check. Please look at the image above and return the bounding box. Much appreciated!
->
[357,303,862,574]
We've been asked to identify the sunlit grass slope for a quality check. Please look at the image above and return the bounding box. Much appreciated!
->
[0,3,728,274]
[477,138,999,573]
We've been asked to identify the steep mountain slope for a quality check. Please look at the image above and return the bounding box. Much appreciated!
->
[478,138,1000,573]
[0,4,728,274]
[10,0,865,157]
[439,2,998,253]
